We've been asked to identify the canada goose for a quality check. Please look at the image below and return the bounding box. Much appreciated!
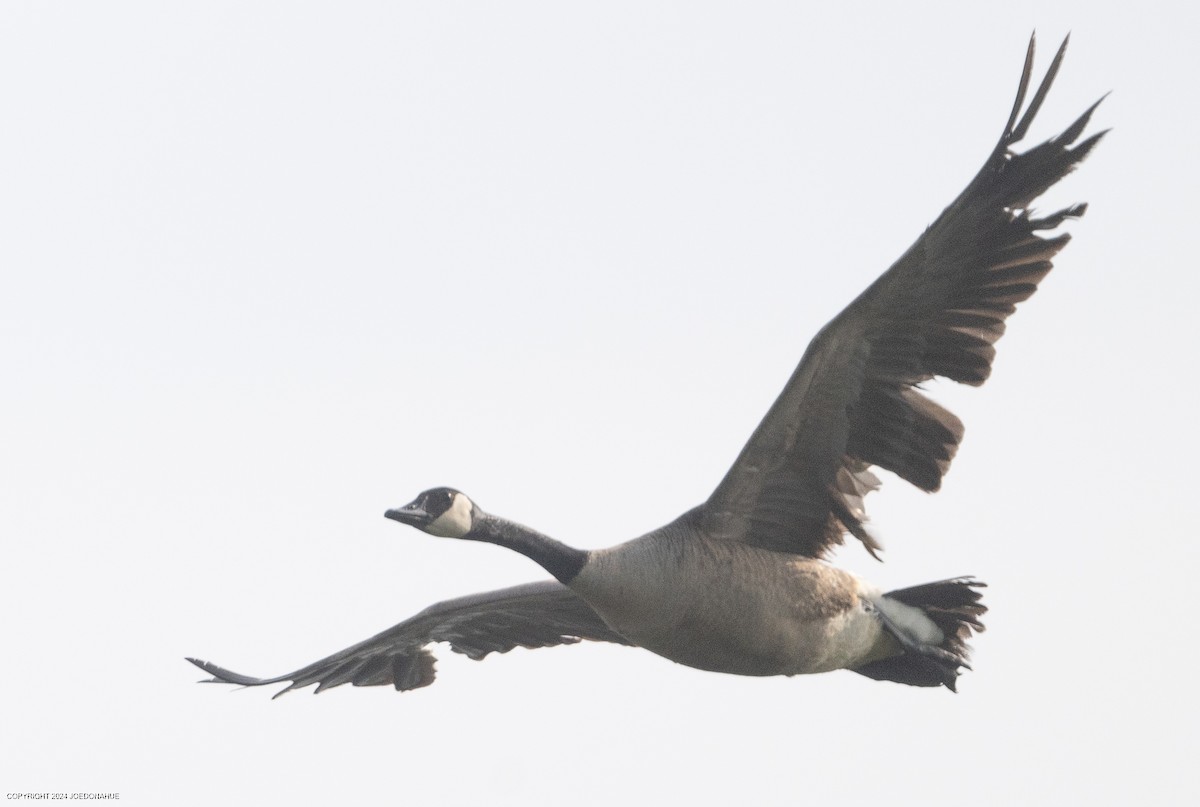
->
[188,34,1104,696]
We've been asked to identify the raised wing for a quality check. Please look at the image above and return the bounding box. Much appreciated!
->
[187,581,631,697]
[703,34,1106,559]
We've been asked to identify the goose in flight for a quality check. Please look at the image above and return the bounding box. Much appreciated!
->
[188,34,1104,696]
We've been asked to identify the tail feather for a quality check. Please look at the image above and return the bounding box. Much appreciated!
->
[854,577,987,691]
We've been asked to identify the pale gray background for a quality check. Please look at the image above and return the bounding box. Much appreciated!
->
[3,2,1195,805]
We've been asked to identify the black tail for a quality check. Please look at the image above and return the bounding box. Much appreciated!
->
[854,577,987,692]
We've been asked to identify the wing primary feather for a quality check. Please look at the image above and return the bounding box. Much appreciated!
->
[187,657,289,687]
[1002,32,1038,139]
[1010,34,1069,142]
[1054,95,1108,147]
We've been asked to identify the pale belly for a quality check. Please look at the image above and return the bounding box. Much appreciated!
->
[570,538,894,676]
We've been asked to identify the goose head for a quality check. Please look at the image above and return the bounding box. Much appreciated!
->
[385,487,478,538]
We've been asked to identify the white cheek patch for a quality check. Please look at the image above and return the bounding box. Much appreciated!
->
[426,495,474,538]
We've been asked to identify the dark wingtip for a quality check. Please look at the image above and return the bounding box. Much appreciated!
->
[1003,32,1038,138]
[186,656,282,688]
[1009,32,1071,144]
[186,656,219,682]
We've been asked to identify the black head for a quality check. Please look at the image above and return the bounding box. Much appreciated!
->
[385,487,476,538]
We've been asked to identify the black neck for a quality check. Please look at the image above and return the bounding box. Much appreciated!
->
[466,513,588,584]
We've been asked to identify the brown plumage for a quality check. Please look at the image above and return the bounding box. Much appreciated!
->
[189,34,1103,697]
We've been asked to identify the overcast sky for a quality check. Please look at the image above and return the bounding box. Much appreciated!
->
[3,2,1196,805]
